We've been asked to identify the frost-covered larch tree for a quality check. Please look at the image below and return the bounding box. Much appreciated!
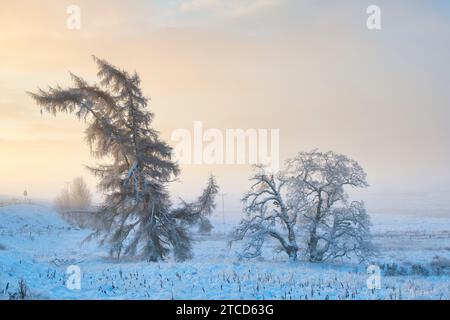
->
[172,174,219,234]
[29,56,195,262]
[194,174,219,234]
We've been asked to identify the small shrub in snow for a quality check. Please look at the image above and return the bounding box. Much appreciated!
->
[8,279,31,300]
[430,256,450,276]
[411,264,430,276]
[382,263,408,276]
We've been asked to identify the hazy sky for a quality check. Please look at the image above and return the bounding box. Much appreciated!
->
[1,0,450,213]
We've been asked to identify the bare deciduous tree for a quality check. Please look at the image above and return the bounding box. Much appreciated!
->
[55,177,93,228]
[232,165,299,261]
[232,151,373,263]
[54,188,72,214]
[70,177,93,210]
[286,150,373,262]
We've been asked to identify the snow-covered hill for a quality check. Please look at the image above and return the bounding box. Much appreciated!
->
[0,205,93,299]
[0,204,449,299]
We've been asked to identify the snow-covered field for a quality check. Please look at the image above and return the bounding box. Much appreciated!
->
[0,204,449,300]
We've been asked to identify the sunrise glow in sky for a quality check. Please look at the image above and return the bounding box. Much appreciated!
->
[1,0,450,212]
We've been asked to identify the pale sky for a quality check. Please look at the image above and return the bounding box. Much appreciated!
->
[1,0,450,214]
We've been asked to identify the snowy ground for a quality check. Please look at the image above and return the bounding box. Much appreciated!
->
[0,204,449,300]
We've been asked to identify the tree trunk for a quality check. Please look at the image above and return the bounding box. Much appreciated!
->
[287,247,298,261]
[309,196,323,262]
[308,227,319,262]
[287,223,298,261]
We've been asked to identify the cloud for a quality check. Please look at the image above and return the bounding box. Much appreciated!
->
[179,0,284,18]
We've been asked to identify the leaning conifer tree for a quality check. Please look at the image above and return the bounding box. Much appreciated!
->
[172,174,219,234]
[194,174,219,234]
[29,56,194,261]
